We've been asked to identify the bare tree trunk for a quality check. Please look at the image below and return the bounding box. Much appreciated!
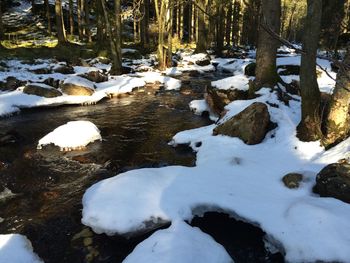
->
[232,0,241,46]
[0,2,4,40]
[68,0,74,35]
[216,1,225,56]
[167,0,173,67]
[100,0,122,75]
[297,0,322,141]
[252,0,280,92]
[324,48,350,146]
[96,0,105,44]
[226,2,233,46]
[195,0,208,53]
[155,0,167,70]
[85,0,91,42]
[77,0,83,39]
[44,0,52,35]
[55,0,67,44]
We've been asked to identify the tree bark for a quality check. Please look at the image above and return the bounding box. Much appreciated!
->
[252,0,280,92]
[226,2,233,46]
[232,0,241,46]
[112,0,123,74]
[216,1,225,56]
[324,48,350,146]
[68,0,74,35]
[297,0,322,141]
[55,0,67,44]
[77,0,83,39]
[195,0,208,53]
[85,0,91,42]
[44,0,52,35]
[0,3,4,40]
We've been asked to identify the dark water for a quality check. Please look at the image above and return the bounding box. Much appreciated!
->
[0,73,283,262]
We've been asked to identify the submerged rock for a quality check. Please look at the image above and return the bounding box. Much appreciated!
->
[315,162,350,203]
[282,173,303,189]
[205,86,248,115]
[23,83,62,98]
[213,102,271,145]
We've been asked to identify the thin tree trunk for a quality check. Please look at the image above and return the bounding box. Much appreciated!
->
[297,0,323,141]
[324,48,350,146]
[216,1,225,56]
[195,0,208,53]
[232,0,241,46]
[226,2,233,46]
[78,0,83,39]
[96,0,105,44]
[55,0,67,44]
[44,0,52,35]
[85,0,91,42]
[252,0,280,92]
[167,0,173,67]
[0,2,4,40]
[68,0,74,35]
[113,0,123,74]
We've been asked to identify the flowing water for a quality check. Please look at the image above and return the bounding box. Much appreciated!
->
[0,73,283,262]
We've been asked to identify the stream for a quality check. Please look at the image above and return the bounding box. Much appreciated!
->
[0,72,283,262]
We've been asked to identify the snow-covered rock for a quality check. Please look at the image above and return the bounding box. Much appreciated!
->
[0,234,42,263]
[38,121,102,150]
[123,221,233,263]
[211,75,250,91]
[61,76,95,96]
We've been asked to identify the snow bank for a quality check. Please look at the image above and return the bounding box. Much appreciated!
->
[82,88,350,263]
[123,221,233,263]
[38,121,102,150]
[211,75,250,91]
[0,234,42,263]
[63,76,95,90]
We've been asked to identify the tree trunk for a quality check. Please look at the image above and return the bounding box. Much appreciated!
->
[226,2,233,46]
[232,0,241,46]
[216,1,225,56]
[96,0,105,44]
[155,0,167,70]
[44,0,52,35]
[78,0,83,39]
[324,48,350,146]
[85,0,91,42]
[0,3,4,40]
[195,0,208,53]
[112,0,122,74]
[55,0,67,44]
[252,0,280,92]
[100,0,122,75]
[167,0,173,67]
[297,0,322,141]
[68,0,74,35]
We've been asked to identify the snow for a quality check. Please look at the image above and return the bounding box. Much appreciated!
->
[0,234,42,263]
[37,121,102,150]
[189,100,210,115]
[26,83,55,89]
[211,75,251,91]
[123,221,233,263]
[96,76,145,95]
[82,86,350,263]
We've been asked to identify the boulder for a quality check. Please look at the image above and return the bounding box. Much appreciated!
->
[195,56,211,66]
[205,86,248,115]
[43,77,60,89]
[244,62,256,76]
[61,76,95,96]
[0,76,26,91]
[23,83,62,98]
[213,102,271,145]
[314,162,350,203]
[53,64,75,74]
[282,173,303,189]
[30,67,52,74]
[277,65,300,75]
[80,71,108,83]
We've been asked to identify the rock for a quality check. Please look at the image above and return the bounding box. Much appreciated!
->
[43,78,60,89]
[314,162,350,203]
[23,83,62,98]
[122,66,134,74]
[53,64,75,74]
[0,130,21,146]
[213,102,271,145]
[277,65,300,75]
[221,48,248,59]
[80,71,108,83]
[30,67,52,74]
[205,86,248,115]
[60,76,95,96]
[0,76,26,91]
[122,50,142,59]
[282,173,303,189]
[195,56,211,66]
[244,62,256,76]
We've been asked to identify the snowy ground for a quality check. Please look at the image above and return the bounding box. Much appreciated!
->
[1,46,348,262]
[81,49,350,263]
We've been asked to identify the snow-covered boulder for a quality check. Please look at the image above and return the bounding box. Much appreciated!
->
[123,221,233,263]
[61,76,95,96]
[37,121,102,151]
[23,83,62,98]
[80,70,108,83]
[0,234,42,263]
[53,64,74,74]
